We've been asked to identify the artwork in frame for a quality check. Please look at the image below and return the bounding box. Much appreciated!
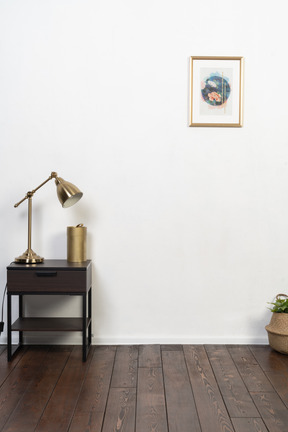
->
[189,56,243,127]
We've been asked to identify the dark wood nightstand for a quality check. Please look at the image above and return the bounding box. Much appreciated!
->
[7,259,92,361]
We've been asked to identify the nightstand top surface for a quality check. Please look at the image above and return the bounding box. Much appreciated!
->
[7,259,91,271]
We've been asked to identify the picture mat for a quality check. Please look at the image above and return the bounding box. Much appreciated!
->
[192,59,240,125]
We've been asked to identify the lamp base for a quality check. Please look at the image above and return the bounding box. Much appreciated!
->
[14,249,44,264]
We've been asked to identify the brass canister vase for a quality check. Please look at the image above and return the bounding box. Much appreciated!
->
[67,224,87,262]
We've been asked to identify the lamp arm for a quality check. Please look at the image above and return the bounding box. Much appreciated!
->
[14,172,58,208]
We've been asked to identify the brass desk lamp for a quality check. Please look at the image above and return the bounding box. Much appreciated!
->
[14,171,83,264]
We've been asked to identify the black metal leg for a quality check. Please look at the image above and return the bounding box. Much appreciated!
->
[88,288,92,346]
[7,294,12,361]
[82,293,87,362]
[19,295,23,346]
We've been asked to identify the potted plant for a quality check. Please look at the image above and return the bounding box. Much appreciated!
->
[265,294,288,354]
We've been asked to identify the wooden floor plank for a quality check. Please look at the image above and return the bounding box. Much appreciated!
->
[184,345,234,432]
[250,345,288,408]
[102,388,136,432]
[161,345,183,351]
[205,345,259,417]
[136,368,168,432]
[2,348,71,432]
[227,345,274,392]
[0,347,26,387]
[231,417,269,432]
[251,391,288,432]
[0,347,50,431]
[249,345,288,372]
[162,350,201,432]
[35,346,92,432]
[111,346,138,388]
[139,345,161,368]
[68,346,116,432]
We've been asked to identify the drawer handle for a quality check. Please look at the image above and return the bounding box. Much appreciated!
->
[35,271,57,277]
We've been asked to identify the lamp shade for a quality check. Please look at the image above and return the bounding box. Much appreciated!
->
[55,177,83,208]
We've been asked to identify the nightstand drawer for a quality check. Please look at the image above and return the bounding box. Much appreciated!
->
[7,270,87,293]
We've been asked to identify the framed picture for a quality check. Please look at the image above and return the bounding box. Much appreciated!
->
[189,56,243,127]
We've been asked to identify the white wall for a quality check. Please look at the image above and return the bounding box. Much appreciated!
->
[0,0,287,345]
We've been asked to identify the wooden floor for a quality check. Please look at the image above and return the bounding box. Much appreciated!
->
[0,345,288,431]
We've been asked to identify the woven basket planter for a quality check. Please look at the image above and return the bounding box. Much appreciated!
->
[266,311,288,355]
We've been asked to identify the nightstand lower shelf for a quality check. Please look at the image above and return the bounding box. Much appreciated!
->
[11,317,91,332]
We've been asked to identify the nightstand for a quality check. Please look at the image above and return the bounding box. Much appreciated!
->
[7,259,92,361]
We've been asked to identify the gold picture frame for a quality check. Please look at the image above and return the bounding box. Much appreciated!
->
[189,56,243,127]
